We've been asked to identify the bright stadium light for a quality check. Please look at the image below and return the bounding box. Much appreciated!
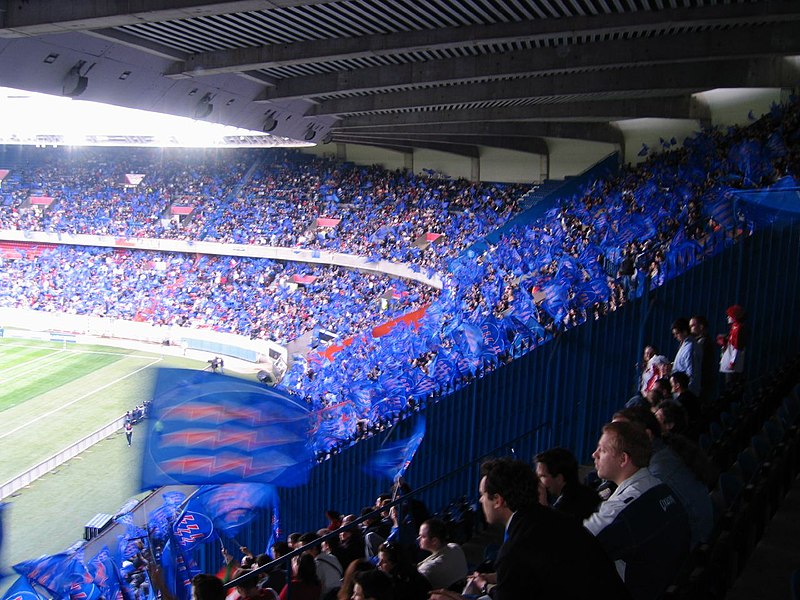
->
[0,86,314,148]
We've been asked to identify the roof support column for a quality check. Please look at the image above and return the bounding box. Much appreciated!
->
[404,151,414,173]
[471,156,480,183]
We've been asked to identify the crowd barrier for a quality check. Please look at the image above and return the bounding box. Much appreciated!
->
[0,415,128,501]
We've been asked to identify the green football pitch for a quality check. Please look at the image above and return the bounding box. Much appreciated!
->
[0,338,235,580]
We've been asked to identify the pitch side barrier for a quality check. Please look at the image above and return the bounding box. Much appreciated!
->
[0,414,128,500]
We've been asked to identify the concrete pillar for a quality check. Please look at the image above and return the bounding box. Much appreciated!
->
[404,151,414,172]
[470,156,480,182]
[336,143,347,161]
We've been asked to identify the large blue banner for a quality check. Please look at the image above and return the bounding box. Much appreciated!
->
[140,369,313,489]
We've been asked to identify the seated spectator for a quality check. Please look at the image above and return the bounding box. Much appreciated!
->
[261,543,290,594]
[430,458,628,600]
[415,518,468,591]
[192,574,226,600]
[337,560,375,600]
[654,400,690,436]
[279,553,322,600]
[534,447,600,521]
[377,542,431,600]
[669,370,702,438]
[337,514,366,568]
[299,533,342,598]
[352,569,395,600]
[584,421,690,600]
[232,569,279,600]
[613,407,715,547]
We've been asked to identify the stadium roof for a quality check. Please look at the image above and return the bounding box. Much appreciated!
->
[0,0,798,151]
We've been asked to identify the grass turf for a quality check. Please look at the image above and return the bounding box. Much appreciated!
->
[0,338,216,579]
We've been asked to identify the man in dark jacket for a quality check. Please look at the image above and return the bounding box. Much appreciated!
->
[430,458,629,600]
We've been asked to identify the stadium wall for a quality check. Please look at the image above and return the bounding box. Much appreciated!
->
[274,219,800,536]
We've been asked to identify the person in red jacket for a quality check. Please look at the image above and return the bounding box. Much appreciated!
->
[717,304,748,388]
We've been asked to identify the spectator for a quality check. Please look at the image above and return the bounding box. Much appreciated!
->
[669,371,702,438]
[718,304,748,388]
[337,560,375,600]
[430,458,628,600]
[584,421,690,600]
[232,569,279,600]
[352,569,394,600]
[671,317,702,396]
[299,532,342,598]
[613,407,715,547]
[415,518,468,591]
[192,574,226,600]
[690,315,717,404]
[279,553,321,600]
[535,447,600,521]
[377,542,430,600]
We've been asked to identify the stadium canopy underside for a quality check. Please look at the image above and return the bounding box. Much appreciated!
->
[0,1,797,152]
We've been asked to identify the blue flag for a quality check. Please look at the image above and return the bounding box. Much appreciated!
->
[13,553,75,596]
[88,546,126,600]
[187,483,279,539]
[140,369,313,489]
[160,531,197,600]
[366,417,426,481]
[1,577,46,600]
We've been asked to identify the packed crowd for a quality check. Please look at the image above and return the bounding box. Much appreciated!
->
[0,245,436,345]
[8,303,746,600]
[0,99,797,459]
[283,98,799,457]
[0,147,255,237]
[193,302,743,600]
[0,148,527,270]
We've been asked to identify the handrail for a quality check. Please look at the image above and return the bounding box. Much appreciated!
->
[225,420,550,589]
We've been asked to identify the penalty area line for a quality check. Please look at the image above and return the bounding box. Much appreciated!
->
[0,357,163,441]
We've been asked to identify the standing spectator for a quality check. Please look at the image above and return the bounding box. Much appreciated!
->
[669,371,702,438]
[690,315,717,404]
[671,318,701,396]
[717,304,748,388]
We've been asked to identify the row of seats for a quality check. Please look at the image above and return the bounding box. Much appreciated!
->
[665,357,800,599]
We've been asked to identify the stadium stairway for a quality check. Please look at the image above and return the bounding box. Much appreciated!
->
[725,472,800,600]
[664,363,800,600]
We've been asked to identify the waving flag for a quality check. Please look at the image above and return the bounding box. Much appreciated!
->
[366,418,426,481]
[13,553,76,596]
[187,483,279,538]
[140,369,313,489]
[1,577,47,600]
[88,546,126,600]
